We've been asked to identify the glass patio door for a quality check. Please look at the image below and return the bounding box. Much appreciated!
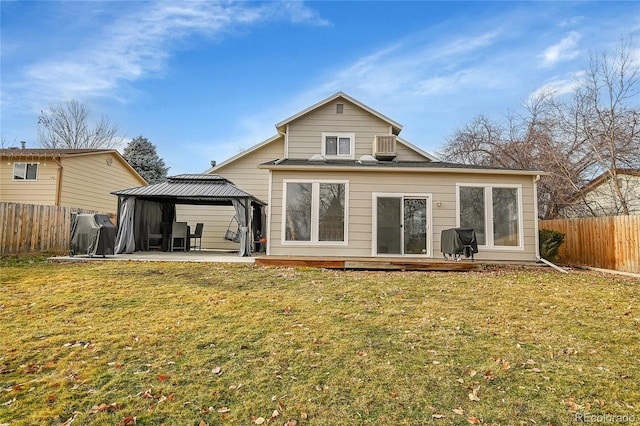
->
[376,196,429,256]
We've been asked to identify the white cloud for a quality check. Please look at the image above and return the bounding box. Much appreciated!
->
[9,1,328,110]
[292,28,507,112]
[529,72,582,102]
[541,31,582,67]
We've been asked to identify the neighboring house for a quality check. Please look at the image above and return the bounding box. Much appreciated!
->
[0,148,146,215]
[567,169,640,217]
[179,92,544,262]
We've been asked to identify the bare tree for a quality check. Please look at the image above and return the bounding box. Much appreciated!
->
[571,39,639,215]
[37,100,123,149]
[439,39,639,219]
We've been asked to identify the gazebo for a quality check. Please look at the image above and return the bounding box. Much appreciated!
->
[111,174,266,256]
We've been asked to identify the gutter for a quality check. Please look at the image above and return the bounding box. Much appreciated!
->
[533,174,568,273]
[258,163,546,177]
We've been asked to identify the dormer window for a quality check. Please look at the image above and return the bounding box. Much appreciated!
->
[322,132,355,159]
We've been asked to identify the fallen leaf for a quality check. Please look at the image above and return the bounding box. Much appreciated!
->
[217,407,230,414]
[2,398,16,406]
[285,421,298,426]
[484,370,494,381]
[284,306,292,313]
[467,368,477,377]
[158,375,170,381]
[60,413,79,426]
[391,392,398,399]
[26,364,40,374]
[300,412,308,419]
[432,414,446,419]
[46,394,57,402]
[468,417,481,424]
[254,417,265,424]
[45,361,55,368]
[270,409,280,420]
[199,421,208,426]
[468,387,480,402]
[530,368,543,373]
[89,403,122,414]
[212,366,222,375]
[453,408,465,415]
[120,416,136,426]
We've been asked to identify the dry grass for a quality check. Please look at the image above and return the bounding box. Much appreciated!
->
[0,258,638,425]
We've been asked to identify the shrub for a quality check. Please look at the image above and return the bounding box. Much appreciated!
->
[539,229,565,262]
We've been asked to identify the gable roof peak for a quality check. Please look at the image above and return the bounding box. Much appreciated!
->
[276,92,403,135]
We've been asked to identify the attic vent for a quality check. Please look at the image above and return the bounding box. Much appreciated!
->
[373,135,396,160]
[336,103,344,114]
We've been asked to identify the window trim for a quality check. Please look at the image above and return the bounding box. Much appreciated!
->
[456,183,524,251]
[281,179,349,246]
[12,162,39,181]
[321,132,355,159]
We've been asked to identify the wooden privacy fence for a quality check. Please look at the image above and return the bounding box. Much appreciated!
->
[540,215,640,274]
[0,202,102,255]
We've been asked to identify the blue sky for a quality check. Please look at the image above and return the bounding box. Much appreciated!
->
[2,1,638,175]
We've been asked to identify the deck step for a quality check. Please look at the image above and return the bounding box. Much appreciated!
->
[255,257,482,271]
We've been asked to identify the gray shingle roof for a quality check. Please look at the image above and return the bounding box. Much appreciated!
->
[260,159,543,174]
[0,148,112,156]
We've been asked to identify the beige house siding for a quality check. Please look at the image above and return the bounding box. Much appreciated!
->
[268,170,538,261]
[176,137,284,249]
[60,153,145,214]
[286,99,394,159]
[395,142,431,161]
[1,151,144,215]
[581,174,640,216]
[0,161,58,205]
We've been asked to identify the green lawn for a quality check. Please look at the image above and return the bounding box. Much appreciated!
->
[1,258,638,425]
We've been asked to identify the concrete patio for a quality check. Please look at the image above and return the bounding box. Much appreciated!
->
[49,250,259,264]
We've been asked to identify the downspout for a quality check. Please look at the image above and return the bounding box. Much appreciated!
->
[52,156,63,206]
[266,169,272,256]
[534,174,568,273]
[284,125,290,159]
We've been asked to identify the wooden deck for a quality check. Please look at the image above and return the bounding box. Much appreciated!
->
[255,256,486,271]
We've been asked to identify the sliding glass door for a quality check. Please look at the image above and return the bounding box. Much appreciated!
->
[375,195,430,256]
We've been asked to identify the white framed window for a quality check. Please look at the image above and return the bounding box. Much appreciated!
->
[456,183,523,249]
[13,163,39,181]
[321,132,355,159]
[282,180,348,245]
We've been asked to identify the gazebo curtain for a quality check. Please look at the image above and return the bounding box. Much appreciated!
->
[114,197,136,254]
[231,198,252,257]
[115,198,175,254]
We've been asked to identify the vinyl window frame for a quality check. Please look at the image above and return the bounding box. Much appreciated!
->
[281,179,349,246]
[321,132,355,159]
[12,162,39,181]
[456,183,524,250]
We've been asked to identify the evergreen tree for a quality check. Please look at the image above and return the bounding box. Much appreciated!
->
[122,136,169,184]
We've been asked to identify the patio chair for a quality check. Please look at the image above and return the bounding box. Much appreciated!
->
[170,222,188,252]
[147,232,163,251]
[189,223,204,251]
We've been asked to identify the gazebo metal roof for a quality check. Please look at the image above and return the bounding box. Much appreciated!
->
[112,174,266,206]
